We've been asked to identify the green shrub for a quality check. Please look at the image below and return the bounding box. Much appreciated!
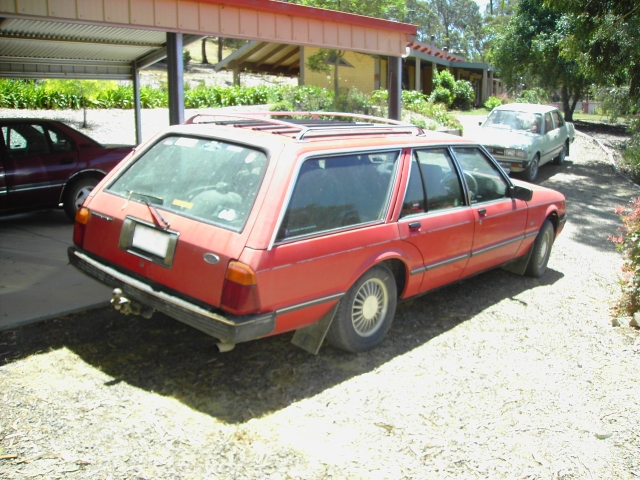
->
[452,80,475,111]
[484,96,503,110]
[429,86,453,106]
[433,70,456,92]
[610,196,640,314]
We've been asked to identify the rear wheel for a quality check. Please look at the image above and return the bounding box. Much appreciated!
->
[326,265,397,353]
[553,143,567,166]
[63,177,99,220]
[525,219,555,278]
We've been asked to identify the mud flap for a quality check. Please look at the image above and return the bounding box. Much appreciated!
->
[501,247,533,276]
[291,304,339,355]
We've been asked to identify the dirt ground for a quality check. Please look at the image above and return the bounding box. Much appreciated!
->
[1,117,640,479]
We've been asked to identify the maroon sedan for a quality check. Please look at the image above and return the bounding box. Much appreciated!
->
[0,119,132,219]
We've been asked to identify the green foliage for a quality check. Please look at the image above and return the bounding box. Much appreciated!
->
[594,86,639,123]
[610,197,640,314]
[488,0,590,120]
[452,80,475,110]
[516,88,547,104]
[428,70,475,110]
[429,86,453,106]
[483,96,503,110]
[550,0,640,102]
[433,70,456,92]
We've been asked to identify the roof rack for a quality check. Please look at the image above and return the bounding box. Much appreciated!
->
[183,111,425,140]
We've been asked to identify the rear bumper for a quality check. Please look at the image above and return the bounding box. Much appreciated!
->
[68,247,275,343]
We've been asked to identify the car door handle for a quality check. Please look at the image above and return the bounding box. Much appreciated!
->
[478,208,487,216]
[408,221,421,230]
[60,157,74,165]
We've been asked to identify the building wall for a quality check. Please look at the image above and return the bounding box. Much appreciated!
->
[302,47,376,94]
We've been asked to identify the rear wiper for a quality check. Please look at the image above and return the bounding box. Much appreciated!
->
[127,190,170,229]
[127,190,163,205]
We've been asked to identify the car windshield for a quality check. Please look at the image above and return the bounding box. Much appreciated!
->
[485,110,543,134]
[107,135,268,232]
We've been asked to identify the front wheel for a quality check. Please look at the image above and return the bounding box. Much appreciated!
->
[523,154,540,182]
[63,177,99,220]
[525,219,555,278]
[326,265,397,353]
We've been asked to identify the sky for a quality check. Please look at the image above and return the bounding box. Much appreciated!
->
[475,0,490,14]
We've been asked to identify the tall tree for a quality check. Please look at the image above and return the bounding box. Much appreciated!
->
[430,0,483,59]
[488,0,589,120]
[548,0,640,103]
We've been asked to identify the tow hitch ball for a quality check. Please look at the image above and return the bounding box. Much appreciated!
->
[111,288,154,319]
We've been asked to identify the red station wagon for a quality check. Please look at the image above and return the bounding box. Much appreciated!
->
[69,113,566,354]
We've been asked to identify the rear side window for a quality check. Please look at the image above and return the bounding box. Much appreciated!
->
[401,148,464,217]
[107,136,268,232]
[277,151,399,241]
[551,110,564,129]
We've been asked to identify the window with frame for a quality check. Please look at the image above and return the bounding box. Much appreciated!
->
[544,113,553,132]
[452,147,509,204]
[277,151,399,241]
[401,148,465,218]
[551,110,564,129]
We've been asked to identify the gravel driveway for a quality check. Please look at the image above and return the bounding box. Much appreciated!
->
[1,109,640,479]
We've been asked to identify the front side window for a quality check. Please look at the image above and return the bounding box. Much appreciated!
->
[107,136,268,232]
[452,147,509,204]
[277,151,399,241]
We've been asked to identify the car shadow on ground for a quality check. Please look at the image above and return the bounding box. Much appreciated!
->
[540,159,634,251]
[0,267,563,424]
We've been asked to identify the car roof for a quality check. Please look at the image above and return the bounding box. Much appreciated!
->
[492,103,557,114]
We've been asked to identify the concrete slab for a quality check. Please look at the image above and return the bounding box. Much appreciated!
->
[0,210,111,331]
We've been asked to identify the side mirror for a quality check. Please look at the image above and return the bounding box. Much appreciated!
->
[512,185,533,201]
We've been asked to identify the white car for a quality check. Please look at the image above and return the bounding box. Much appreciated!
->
[471,103,575,182]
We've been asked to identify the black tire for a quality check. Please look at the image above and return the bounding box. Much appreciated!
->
[63,177,99,220]
[326,264,397,353]
[525,219,555,278]
[523,153,540,182]
[553,143,567,166]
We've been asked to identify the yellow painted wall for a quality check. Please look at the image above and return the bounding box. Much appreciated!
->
[302,47,376,94]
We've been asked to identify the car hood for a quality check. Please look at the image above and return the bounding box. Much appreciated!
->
[469,126,537,149]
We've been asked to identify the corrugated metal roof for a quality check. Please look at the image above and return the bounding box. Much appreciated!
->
[0,18,170,79]
[0,19,165,47]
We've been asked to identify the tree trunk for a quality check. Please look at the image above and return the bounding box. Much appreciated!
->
[561,84,574,121]
[218,37,224,63]
[201,38,208,64]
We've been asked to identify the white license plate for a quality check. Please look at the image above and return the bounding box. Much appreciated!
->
[132,224,171,258]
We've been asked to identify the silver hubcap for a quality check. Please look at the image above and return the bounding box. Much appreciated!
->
[74,186,94,210]
[351,278,388,337]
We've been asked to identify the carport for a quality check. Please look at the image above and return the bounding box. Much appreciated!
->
[0,0,417,143]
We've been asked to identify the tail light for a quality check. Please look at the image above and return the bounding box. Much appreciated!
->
[221,261,259,315]
[73,207,90,247]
